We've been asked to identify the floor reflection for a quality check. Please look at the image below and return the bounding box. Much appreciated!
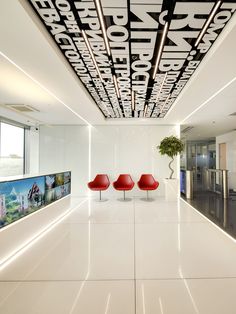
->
[183,191,236,239]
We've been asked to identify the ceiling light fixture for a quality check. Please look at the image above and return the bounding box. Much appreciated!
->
[81,30,104,83]
[195,1,222,47]
[132,90,135,111]
[152,22,169,80]
[113,75,120,99]
[0,51,91,126]
[144,104,148,117]
[94,0,111,56]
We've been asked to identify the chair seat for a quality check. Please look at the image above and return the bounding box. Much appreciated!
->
[113,174,134,191]
[88,175,110,191]
[113,184,134,191]
[88,184,108,191]
[138,183,159,190]
[137,174,159,191]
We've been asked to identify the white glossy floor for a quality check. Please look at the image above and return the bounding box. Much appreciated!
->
[1,196,236,313]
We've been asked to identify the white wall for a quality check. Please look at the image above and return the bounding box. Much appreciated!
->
[39,125,178,197]
[216,130,236,190]
[39,125,89,196]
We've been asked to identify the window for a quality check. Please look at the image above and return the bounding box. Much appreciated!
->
[0,122,25,177]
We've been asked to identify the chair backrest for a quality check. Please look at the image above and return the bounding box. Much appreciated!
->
[94,174,110,186]
[139,174,156,185]
[117,174,134,185]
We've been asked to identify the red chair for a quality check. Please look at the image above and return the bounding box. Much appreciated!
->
[88,174,110,201]
[137,174,159,200]
[113,174,135,200]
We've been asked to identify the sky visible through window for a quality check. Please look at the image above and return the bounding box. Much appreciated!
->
[0,123,24,157]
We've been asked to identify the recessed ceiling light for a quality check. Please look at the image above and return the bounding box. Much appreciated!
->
[81,30,104,83]
[144,104,148,117]
[113,75,120,99]
[195,1,222,47]
[152,22,169,80]
[132,90,135,111]
[94,0,111,56]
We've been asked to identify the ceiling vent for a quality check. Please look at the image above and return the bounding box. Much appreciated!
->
[229,112,236,116]
[182,126,194,133]
[5,104,39,113]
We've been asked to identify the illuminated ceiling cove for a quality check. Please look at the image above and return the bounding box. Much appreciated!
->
[28,0,236,119]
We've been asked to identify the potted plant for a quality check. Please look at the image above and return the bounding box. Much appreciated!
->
[158,135,184,179]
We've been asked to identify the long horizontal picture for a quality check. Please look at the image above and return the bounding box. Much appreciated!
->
[0,171,71,229]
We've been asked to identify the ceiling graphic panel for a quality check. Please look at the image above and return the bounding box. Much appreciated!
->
[27,0,236,118]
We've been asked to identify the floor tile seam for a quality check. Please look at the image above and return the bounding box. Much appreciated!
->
[0,279,136,283]
[58,221,210,225]
[59,222,135,225]
[134,221,209,224]
[2,277,236,283]
[133,198,137,314]
[135,276,236,280]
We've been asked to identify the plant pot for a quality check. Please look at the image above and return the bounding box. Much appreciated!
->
[164,178,179,201]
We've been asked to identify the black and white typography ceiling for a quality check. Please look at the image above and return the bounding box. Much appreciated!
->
[28,0,236,119]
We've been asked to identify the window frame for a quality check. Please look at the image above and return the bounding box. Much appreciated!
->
[0,117,29,176]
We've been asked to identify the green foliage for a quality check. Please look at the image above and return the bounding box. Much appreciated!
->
[158,136,184,158]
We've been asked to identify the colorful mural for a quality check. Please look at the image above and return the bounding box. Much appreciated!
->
[0,171,71,229]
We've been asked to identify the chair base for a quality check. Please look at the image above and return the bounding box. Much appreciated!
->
[117,197,132,202]
[91,190,108,202]
[140,197,155,202]
[116,190,132,201]
[138,190,156,201]
[94,198,108,202]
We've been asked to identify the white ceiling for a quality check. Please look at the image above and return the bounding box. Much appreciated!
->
[0,0,236,130]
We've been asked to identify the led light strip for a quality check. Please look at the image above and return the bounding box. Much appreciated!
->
[144,104,148,117]
[81,30,104,83]
[0,51,91,126]
[132,90,135,111]
[152,22,169,80]
[180,76,236,123]
[113,75,120,99]
[94,0,111,56]
[195,1,222,47]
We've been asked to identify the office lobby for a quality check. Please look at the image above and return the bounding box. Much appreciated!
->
[0,1,236,313]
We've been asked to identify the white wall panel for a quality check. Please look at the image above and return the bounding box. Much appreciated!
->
[39,126,65,174]
[39,125,178,197]
[39,126,89,196]
[216,130,236,190]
